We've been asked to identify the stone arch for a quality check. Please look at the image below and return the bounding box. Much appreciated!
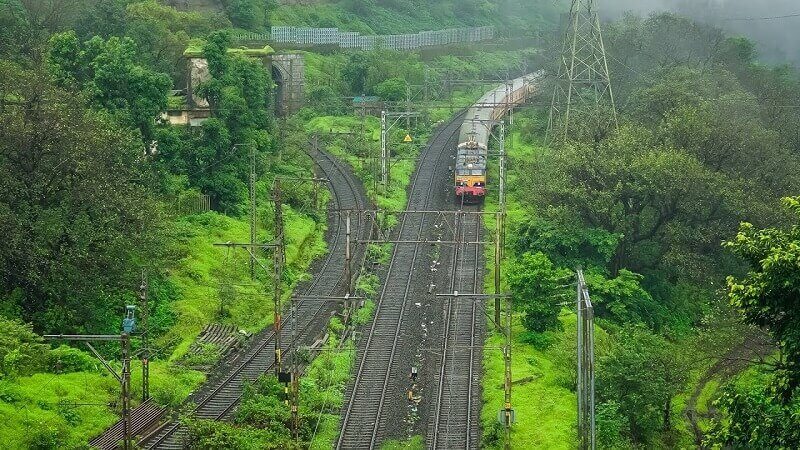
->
[270,53,305,116]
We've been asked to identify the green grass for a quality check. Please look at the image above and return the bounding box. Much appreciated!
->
[0,360,204,449]
[481,313,578,449]
[164,210,326,361]
[478,112,576,449]
[270,1,560,36]
[381,435,425,450]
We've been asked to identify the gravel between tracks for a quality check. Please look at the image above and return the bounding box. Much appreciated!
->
[337,113,480,448]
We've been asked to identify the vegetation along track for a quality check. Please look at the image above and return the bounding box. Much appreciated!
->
[139,143,369,449]
[428,207,484,449]
[336,113,467,449]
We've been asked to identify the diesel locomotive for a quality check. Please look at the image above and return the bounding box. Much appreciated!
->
[454,74,539,204]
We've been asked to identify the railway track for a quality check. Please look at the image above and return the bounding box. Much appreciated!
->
[428,208,484,449]
[336,115,465,449]
[138,143,368,449]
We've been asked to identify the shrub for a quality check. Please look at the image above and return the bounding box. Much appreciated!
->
[47,345,97,374]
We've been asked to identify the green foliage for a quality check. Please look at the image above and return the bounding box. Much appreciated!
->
[725,197,800,401]
[381,435,425,450]
[0,65,165,334]
[47,30,172,143]
[0,318,48,378]
[47,345,97,374]
[222,0,258,30]
[708,373,800,448]
[374,77,407,101]
[595,401,631,449]
[598,325,690,445]
[273,0,559,35]
[585,270,662,329]
[507,252,572,333]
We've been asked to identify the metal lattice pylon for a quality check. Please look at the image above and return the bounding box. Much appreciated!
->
[548,0,618,142]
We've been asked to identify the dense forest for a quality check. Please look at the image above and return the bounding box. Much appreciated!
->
[495,11,800,448]
[1,0,799,449]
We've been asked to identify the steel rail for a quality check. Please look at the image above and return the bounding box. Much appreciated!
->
[336,115,464,449]
[140,143,367,449]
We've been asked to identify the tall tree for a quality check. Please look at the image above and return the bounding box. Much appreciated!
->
[725,196,800,402]
[47,30,171,144]
[0,64,164,333]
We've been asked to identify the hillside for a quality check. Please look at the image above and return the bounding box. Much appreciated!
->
[183,0,563,35]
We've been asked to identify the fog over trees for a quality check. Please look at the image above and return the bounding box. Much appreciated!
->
[599,0,800,64]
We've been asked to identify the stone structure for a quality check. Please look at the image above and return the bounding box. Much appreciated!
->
[270,53,305,116]
[184,51,305,117]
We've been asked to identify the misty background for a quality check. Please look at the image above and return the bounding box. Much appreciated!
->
[596,0,800,65]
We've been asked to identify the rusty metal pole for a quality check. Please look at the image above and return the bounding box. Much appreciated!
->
[273,179,284,377]
[121,333,131,450]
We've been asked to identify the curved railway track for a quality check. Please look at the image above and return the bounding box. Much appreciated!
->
[336,115,466,449]
[139,142,368,449]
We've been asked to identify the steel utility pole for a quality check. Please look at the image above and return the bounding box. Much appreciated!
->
[273,178,285,377]
[548,0,618,142]
[139,270,149,401]
[45,334,132,450]
[380,110,420,191]
[234,143,259,279]
[576,269,596,450]
[249,143,257,280]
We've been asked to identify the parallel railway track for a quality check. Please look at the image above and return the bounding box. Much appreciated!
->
[139,143,368,449]
[336,115,465,449]
[428,209,483,449]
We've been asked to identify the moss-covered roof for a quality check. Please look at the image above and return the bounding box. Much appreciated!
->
[183,40,275,58]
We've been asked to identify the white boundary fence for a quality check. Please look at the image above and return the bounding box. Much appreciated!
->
[233,26,495,51]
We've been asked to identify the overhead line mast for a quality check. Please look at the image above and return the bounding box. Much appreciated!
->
[548,0,618,142]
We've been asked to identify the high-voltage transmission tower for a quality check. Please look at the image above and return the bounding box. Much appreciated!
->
[548,0,618,142]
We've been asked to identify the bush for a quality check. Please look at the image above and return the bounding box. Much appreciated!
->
[47,345,97,374]
[0,318,48,378]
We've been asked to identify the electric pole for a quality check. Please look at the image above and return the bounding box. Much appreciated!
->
[44,332,134,450]
[576,268,596,450]
[249,143,257,280]
[273,178,285,377]
[139,270,150,402]
[548,0,618,143]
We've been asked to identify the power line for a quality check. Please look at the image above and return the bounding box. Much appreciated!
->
[723,12,800,22]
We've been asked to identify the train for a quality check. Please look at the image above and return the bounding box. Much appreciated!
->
[454,73,540,204]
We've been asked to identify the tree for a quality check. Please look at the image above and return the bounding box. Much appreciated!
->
[585,270,663,329]
[341,53,369,95]
[598,325,690,445]
[47,31,171,144]
[374,77,407,102]
[0,317,48,378]
[709,376,800,448]
[223,0,256,29]
[0,64,164,333]
[724,196,800,401]
[507,252,572,333]
[524,125,748,281]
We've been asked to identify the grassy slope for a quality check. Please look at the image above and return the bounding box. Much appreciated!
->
[1,201,326,448]
[479,128,580,449]
[0,361,204,448]
[271,1,561,36]
[165,210,326,360]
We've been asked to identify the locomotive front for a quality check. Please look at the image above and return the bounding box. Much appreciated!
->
[455,138,487,204]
